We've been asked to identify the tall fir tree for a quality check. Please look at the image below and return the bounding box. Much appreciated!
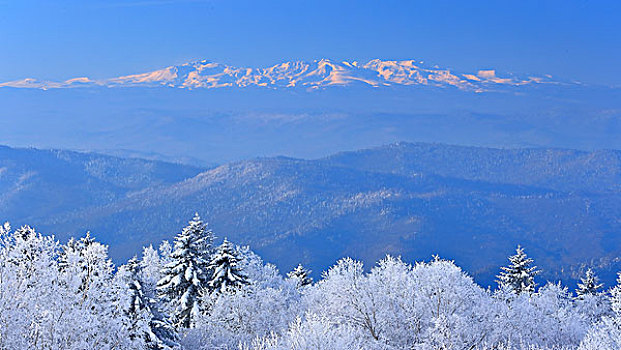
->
[208,238,248,293]
[287,263,313,287]
[119,257,178,349]
[157,213,214,329]
[576,268,604,298]
[497,245,539,294]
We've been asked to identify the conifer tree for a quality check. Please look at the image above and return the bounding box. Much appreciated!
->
[576,268,604,298]
[157,213,214,329]
[497,245,539,294]
[208,238,248,293]
[287,263,313,287]
[120,257,178,349]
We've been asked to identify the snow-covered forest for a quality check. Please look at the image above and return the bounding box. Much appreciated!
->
[1,214,619,350]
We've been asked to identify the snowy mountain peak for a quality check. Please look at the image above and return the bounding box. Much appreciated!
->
[0,58,560,91]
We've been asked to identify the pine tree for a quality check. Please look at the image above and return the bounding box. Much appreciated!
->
[497,245,539,294]
[208,238,248,293]
[157,213,214,329]
[287,263,313,287]
[120,257,178,349]
[576,268,604,298]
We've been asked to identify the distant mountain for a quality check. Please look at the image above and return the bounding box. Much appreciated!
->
[0,146,204,227]
[0,59,559,91]
[1,143,620,288]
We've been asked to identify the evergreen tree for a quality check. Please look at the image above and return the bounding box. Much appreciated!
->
[287,263,313,287]
[120,257,178,349]
[576,268,604,298]
[497,245,539,294]
[157,213,214,329]
[208,238,248,293]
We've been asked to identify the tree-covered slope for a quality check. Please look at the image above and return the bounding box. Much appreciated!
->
[0,143,619,287]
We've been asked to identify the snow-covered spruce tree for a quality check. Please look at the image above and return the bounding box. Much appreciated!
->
[497,245,539,294]
[208,238,248,293]
[117,257,152,346]
[118,257,178,349]
[287,263,313,287]
[157,213,214,329]
[576,268,604,298]
[574,268,609,326]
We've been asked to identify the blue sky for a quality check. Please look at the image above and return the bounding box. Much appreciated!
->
[1,0,620,85]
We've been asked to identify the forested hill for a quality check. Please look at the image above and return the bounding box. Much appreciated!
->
[0,142,619,287]
[323,142,621,193]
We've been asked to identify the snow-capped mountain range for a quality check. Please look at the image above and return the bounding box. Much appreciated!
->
[0,59,559,91]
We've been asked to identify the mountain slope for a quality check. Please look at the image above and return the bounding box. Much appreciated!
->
[0,143,619,287]
[0,146,204,223]
[323,142,621,193]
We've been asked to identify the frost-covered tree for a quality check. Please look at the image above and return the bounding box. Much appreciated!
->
[8,214,621,349]
[491,282,588,348]
[497,245,539,294]
[184,249,302,350]
[58,232,116,302]
[573,269,609,325]
[117,258,153,345]
[302,255,493,350]
[577,268,604,298]
[141,245,164,289]
[207,238,248,293]
[0,224,63,349]
[117,257,178,349]
[0,225,138,349]
[579,273,621,349]
[287,263,313,287]
[159,240,173,266]
[157,213,214,329]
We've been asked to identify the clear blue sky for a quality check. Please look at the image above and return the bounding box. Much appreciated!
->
[1,0,619,85]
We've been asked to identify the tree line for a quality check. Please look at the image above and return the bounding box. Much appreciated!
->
[0,214,618,349]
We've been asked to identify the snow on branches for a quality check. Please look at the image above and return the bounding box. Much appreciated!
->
[0,217,619,350]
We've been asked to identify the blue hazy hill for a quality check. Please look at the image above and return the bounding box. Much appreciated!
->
[0,142,619,288]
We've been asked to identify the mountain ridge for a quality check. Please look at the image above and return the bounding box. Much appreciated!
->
[0,142,619,287]
[0,58,560,92]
